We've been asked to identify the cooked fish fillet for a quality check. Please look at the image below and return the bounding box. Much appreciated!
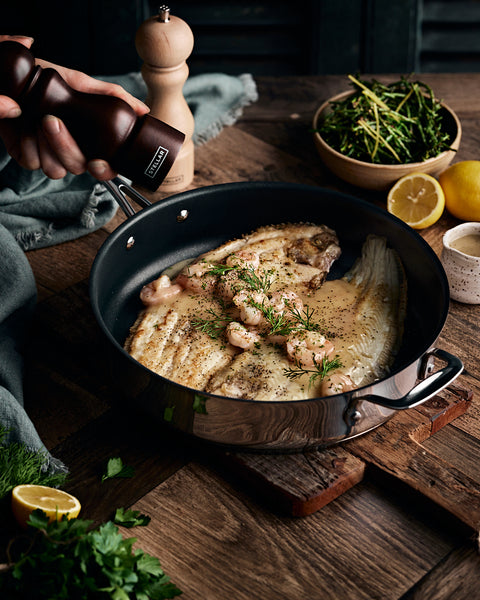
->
[125,225,406,400]
[315,235,407,396]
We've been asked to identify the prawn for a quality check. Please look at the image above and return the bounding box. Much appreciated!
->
[140,275,182,306]
[269,290,304,316]
[218,251,262,301]
[226,250,260,270]
[232,290,268,326]
[320,373,355,396]
[286,331,335,368]
[175,261,217,294]
[226,322,261,350]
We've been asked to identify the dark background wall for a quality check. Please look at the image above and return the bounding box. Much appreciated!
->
[3,0,480,76]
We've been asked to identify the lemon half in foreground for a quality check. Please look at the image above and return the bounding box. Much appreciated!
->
[387,173,445,229]
[11,484,81,528]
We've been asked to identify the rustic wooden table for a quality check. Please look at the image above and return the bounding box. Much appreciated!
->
[15,74,480,598]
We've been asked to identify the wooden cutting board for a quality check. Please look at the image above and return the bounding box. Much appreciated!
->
[225,385,476,527]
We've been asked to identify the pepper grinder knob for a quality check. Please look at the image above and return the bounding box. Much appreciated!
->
[135,5,195,194]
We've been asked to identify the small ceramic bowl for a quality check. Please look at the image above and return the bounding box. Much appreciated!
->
[441,222,480,304]
[312,91,462,192]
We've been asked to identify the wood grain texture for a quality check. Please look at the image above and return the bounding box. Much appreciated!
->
[125,461,466,600]
[346,409,480,530]
[400,545,480,600]
[226,446,366,517]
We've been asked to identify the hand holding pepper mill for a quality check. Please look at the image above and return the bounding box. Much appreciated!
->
[0,36,185,190]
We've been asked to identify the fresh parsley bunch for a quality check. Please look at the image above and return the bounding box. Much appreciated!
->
[0,510,182,599]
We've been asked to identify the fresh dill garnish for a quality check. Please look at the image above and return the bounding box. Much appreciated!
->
[206,262,274,294]
[285,302,322,333]
[192,305,234,339]
[0,425,67,516]
[237,266,274,294]
[248,299,292,337]
[192,261,327,342]
[204,263,237,277]
[283,355,343,388]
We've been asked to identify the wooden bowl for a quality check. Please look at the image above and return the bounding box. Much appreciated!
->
[312,91,462,192]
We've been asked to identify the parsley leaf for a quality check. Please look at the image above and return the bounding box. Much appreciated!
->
[114,507,151,528]
[102,457,135,482]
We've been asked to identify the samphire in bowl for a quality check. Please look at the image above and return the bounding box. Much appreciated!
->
[312,90,462,192]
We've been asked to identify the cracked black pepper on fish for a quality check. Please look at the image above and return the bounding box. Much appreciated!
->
[124,223,407,400]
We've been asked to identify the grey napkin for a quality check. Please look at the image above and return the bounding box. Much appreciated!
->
[0,72,257,470]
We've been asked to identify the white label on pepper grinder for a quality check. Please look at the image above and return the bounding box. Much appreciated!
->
[144,146,169,179]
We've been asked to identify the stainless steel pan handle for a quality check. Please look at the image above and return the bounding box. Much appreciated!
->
[357,348,463,410]
[103,176,152,218]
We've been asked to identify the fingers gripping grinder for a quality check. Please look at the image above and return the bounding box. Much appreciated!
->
[0,40,185,191]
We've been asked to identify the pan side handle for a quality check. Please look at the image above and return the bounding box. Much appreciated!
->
[359,348,463,410]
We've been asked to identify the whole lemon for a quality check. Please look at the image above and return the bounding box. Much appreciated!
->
[439,160,480,221]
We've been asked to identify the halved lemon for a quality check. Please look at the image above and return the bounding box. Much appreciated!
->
[11,484,81,528]
[387,173,445,229]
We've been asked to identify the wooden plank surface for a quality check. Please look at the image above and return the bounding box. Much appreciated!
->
[400,545,480,600]
[123,462,468,600]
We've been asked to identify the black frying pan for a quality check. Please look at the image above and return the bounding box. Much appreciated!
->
[90,182,462,451]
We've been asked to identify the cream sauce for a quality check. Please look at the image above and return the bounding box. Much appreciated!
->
[450,234,480,257]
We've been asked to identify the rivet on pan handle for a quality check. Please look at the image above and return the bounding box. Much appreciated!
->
[103,176,152,218]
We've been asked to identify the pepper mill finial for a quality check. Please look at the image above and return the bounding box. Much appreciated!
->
[135,6,195,194]
[158,5,170,22]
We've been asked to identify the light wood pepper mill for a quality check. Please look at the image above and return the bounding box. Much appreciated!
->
[135,5,195,194]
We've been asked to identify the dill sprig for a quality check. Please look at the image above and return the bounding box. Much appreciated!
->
[283,355,343,388]
[0,425,67,518]
[203,263,237,277]
[285,302,322,333]
[192,261,327,341]
[237,266,274,294]
[206,261,274,295]
[249,300,292,337]
[191,305,234,339]
[316,74,454,164]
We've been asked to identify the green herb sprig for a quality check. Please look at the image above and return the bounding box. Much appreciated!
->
[191,305,234,339]
[317,74,454,164]
[102,457,135,483]
[0,510,181,599]
[284,355,343,388]
[0,425,67,517]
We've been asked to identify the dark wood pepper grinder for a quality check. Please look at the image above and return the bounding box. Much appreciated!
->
[0,40,185,191]
[136,5,195,193]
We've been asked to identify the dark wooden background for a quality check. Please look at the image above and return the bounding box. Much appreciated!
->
[3,0,480,76]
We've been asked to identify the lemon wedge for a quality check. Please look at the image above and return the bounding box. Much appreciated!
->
[387,173,445,229]
[11,484,81,528]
